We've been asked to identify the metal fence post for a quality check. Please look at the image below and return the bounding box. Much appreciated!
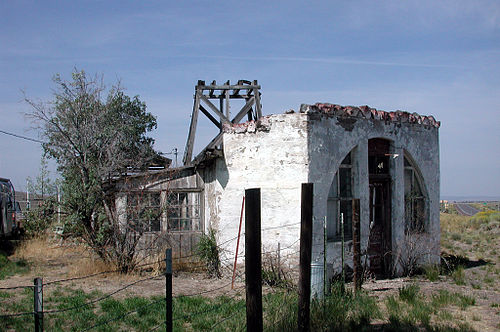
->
[34,277,43,332]
[165,248,172,332]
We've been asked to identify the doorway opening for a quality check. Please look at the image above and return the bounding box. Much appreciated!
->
[367,138,392,278]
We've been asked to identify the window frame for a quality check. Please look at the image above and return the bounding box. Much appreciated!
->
[166,189,203,232]
[327,153,354,242]
[403,154,428,233]
[127,191,162,233]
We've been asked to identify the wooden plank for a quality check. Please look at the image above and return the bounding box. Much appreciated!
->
[182,89,201,165]
[298,183,313,332]
[219,96,224,123]
[245,188,263,332]
[254,88,262,118]
[352,199,361,291]
[201,94,250,100]
[247,106,254,121]
[199,84,260,90]
[200,95,231,123]
[232,96,255,123]
[225,89,230,118]
[199,105,222,129]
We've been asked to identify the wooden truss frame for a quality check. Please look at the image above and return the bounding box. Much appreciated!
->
[182,80,262,165]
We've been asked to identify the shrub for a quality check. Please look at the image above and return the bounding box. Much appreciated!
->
[195,228,221,278]
[23,198,57,238]
[261,250,293,289]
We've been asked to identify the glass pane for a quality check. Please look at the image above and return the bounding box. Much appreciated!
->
[339,168,352,198]
[404,169,413,195]
[150,193,161,206]
[328,173,338,198]
[341,153,351,165]
[129,194,138,207]
[165,191,202,232]
[326,198,338,240]
[168,218,179,231]
[151,218,160,232]
[192,218,200,231]
[166,192,178,205]
[414,198,426,231]
[340,199,353,240]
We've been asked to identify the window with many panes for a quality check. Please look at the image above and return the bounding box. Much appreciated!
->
[166,191,201,232]
[404,155,426,233]
[327,153,353,241]
[127,192,161,232]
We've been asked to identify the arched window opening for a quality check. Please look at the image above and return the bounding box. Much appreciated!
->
[404,155,426,233]
[327,152,353,241]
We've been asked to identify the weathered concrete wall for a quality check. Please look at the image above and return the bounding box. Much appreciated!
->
[303,104,440,276]
[209,105,440,277]
[209,114,310,264]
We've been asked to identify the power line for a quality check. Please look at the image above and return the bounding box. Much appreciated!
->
[0,129,45,144]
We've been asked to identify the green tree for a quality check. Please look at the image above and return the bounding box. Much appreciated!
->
[26,155,59,198]
[26,70,163,271]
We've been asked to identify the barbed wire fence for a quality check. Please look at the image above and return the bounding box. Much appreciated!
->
[0,225,305,331]
[1,183,339,331]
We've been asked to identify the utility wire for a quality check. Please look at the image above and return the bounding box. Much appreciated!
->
[0,129,45,144]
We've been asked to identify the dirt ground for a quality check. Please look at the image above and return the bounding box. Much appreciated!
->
[1,239,499,331]
[0,240,247,300]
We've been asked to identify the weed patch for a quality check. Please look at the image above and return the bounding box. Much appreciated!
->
[0,252,29,280]
[451,266,466,285]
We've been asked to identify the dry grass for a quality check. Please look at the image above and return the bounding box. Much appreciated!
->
[68,254,113,277]
[13,236,113,278]
[14,236,66,261]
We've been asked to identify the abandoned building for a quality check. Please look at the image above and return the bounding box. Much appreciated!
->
[114,80,441,280]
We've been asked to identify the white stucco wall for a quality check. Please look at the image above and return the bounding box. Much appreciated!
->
[207,114,310,264]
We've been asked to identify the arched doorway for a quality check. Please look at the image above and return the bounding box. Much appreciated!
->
[367,138,392,277]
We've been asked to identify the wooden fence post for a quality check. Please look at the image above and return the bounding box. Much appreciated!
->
[34,277,43,332]
[298,183,313,332]
[165,248,172,332]
[245,188,262,332]
[352,199,362,292]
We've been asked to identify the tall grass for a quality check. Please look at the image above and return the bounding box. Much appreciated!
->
[386,283,477,330]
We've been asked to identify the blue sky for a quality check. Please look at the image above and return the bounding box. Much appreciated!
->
[0,0,499,197]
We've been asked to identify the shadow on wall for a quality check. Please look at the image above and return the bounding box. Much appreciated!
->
[217,157,229,189]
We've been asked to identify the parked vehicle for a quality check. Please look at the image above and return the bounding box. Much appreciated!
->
[15,201,25,229]
[0,177,18,238]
